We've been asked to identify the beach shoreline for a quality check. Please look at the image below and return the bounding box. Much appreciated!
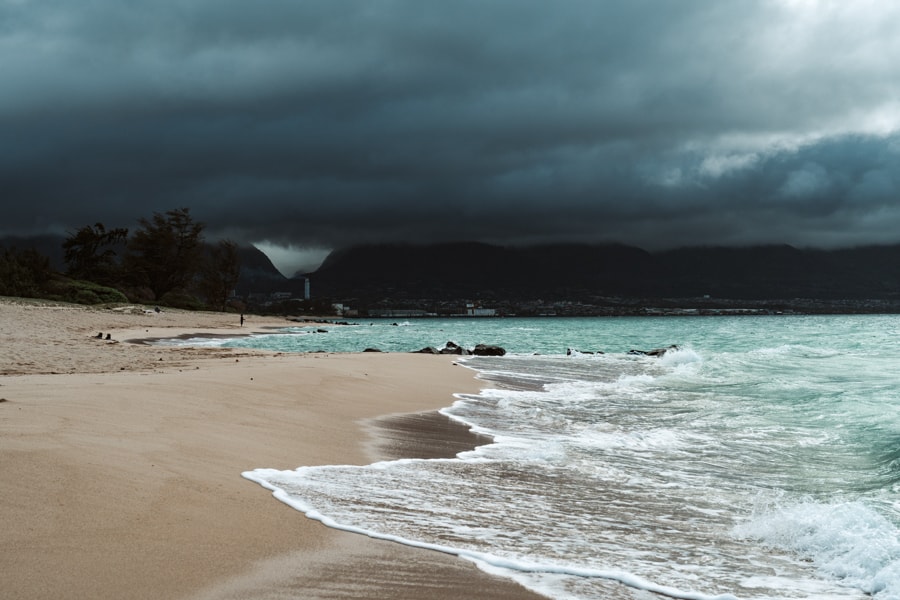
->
[0,298,543,599]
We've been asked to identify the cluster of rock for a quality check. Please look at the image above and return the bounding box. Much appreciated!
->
[412,341,507,356]
[628,344,679,357]
[289,318,356,326]
[566,348,602,355]
[567,344,679,357]
[361,340,679,357]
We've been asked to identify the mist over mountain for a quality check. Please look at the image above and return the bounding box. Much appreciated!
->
[231,244,302,297]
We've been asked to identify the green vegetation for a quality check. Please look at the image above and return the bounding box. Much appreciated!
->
[196,240,242,312]
[2,208,242,311]
[124,208,205,301]
[62,222,129,285]
[0,247,53,298]
[44,278,130,305]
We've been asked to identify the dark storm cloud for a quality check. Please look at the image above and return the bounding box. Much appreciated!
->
[4,0,900,269]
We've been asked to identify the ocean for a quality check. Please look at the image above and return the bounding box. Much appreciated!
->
[165,316,900,599]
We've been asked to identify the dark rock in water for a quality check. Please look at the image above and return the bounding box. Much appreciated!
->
[473,344,506,356]
[317,328,328,333]
[567,348,603,356]
[363,347,383,352]
[438,341,471,355]
[629,344,679,357]
[440,343,471,355]
[413,346,440,354]
[646,345,676,357]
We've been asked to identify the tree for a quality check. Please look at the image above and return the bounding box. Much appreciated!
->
[0,247,52,298]
[125,208,205,301]
[197,240,241,311]
[62,222,128,284]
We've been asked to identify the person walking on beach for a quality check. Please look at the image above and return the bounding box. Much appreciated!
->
[240,314,244,327]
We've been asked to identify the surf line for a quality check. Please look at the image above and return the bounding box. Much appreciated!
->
[243,466,740,600]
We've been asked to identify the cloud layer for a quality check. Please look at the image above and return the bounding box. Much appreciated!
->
[4,0,900,271]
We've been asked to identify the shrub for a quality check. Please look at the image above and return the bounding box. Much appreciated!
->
[45,278,129,305]
[159,289,205,311]
[74,288,101,305]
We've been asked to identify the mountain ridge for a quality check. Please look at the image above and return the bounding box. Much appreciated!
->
[308,241,900,303]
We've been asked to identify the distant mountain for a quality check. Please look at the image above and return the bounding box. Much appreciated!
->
[309,242,900,302]
[656,244,900,299]
[234,245,308,297]
[311,242,664,299]
[234,244,283,292]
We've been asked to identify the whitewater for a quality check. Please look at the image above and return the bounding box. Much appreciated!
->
[165,315,900,599]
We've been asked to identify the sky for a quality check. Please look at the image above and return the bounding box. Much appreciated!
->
[3,0,900,275]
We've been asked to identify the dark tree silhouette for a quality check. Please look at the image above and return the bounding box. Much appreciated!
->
[198,239,241,311]
[0,247,52,297]
[125,208,205,301]
[62,222,128,284]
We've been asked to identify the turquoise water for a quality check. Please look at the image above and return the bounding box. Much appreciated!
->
[169,316,900,599]
[168,314,891,356]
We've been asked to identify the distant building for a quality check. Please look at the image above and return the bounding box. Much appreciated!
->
[368,309,432,318]
[465,303,497,317]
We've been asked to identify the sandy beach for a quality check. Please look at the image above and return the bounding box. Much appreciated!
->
[0,298,542,599]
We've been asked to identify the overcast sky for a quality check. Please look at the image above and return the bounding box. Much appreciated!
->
[3,0,900,274]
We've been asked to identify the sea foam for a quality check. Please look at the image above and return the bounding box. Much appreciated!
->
[243,466,740,600]
[735,500,900,599]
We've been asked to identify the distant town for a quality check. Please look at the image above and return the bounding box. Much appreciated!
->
[252,290,900,319]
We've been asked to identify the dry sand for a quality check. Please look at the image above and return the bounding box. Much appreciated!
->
[0,298,543,599]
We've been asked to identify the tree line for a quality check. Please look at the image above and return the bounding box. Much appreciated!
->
[1,208,242,311]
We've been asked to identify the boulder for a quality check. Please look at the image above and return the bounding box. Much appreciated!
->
[473,344,507,356]
[413,346,440,354]
[629,344,679,357]
[440,343,471,355]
